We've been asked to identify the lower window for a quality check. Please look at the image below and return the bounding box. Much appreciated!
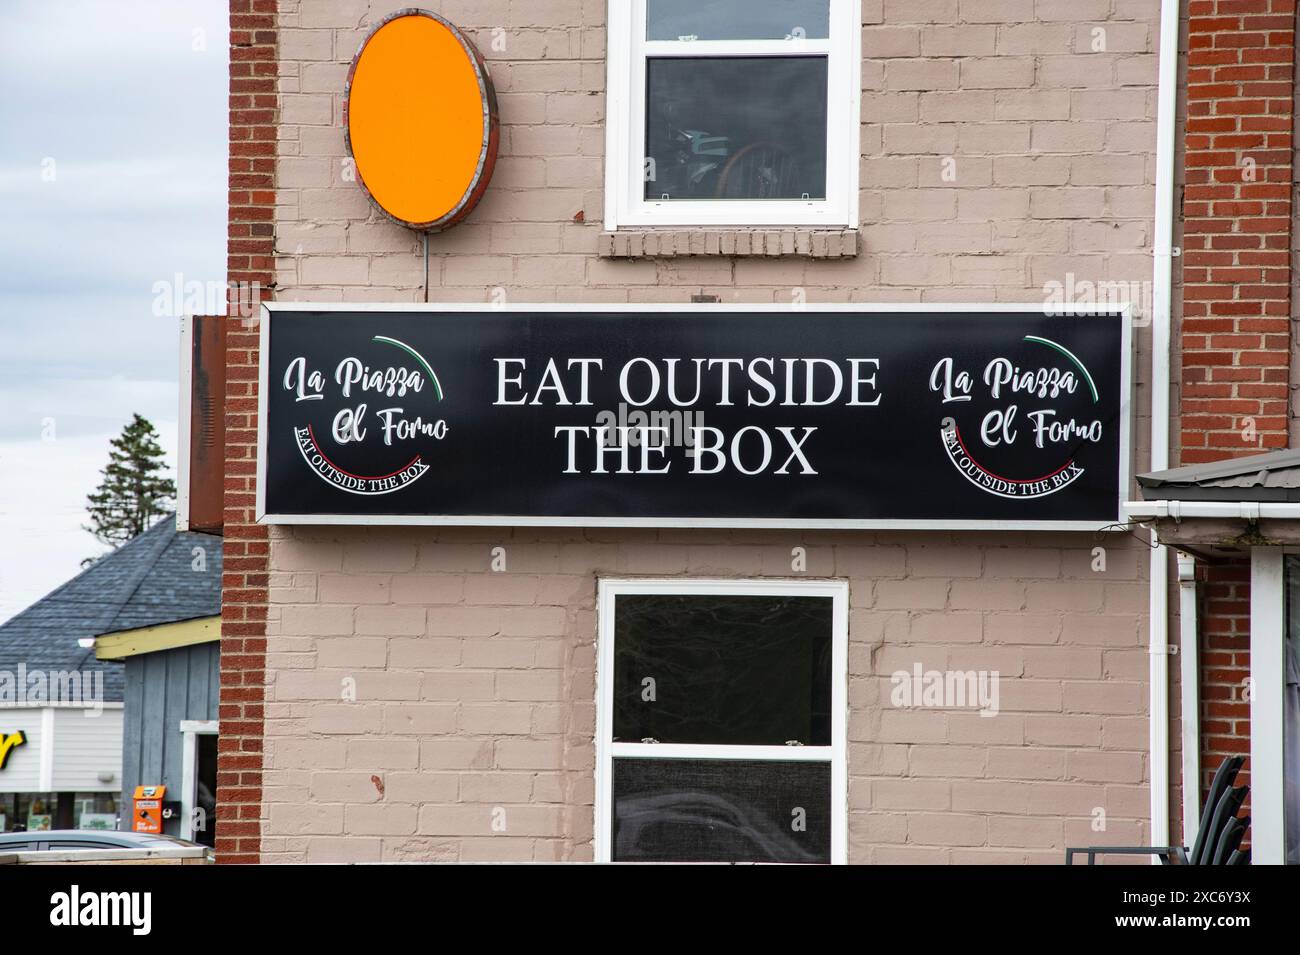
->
[596,580,846,863]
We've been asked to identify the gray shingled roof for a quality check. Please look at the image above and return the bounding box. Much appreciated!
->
[1137,448,1300,501]
[0,519,222,703]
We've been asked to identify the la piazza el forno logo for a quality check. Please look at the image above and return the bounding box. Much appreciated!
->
[282,336,448,496]
[930,335,1105,501]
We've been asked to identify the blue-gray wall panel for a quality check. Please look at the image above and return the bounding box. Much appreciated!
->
[119,641,219,834]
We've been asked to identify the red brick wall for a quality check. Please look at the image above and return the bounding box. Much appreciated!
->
[1180,1,1295,835]
[217,0,276,864]
[1199,559,1252,810]
[1182,0,1295,463]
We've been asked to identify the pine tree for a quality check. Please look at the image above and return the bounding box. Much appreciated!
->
[84,414,176,549]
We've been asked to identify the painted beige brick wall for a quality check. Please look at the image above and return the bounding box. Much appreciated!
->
[264,0,1162,862]
[262,528,1151,863]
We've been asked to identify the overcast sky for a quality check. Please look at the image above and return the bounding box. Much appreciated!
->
[0,1,227,623]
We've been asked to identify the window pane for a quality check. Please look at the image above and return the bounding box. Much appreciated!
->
[613,594,832,745]
[648,0,830,41]
[644,57,828,201]
[612,757,831,863]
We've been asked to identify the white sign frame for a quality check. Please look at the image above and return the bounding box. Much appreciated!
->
[256,302,1134,532]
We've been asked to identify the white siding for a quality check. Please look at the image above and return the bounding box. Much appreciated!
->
[51,706,122,792]
[0,706,122,794]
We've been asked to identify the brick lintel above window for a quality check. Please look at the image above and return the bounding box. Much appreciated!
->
[598,229,858,259]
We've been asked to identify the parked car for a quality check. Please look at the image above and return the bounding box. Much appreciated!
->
[0,829,204,853]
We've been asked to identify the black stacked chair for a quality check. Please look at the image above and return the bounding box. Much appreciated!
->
[1065,756,1250,865]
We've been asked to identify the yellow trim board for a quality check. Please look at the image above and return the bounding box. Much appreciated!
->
[94,616,220,660]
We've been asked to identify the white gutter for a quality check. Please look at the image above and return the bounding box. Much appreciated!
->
[1176,551,1200,842]
[1146,0,1181,857]
[1127,500,1300,520]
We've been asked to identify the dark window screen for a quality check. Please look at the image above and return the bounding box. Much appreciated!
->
[644,57,828,201]
[195,732,218,849]
[612,593,832,745]
[1284,557,1300,865]
[612,757,831,863]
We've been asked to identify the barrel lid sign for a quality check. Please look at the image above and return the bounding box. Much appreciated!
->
[344,10,499,231]
[257,305,1131,530]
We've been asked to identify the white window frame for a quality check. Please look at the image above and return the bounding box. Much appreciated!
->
[178,720,218,842]
[594,578,848,864]
[603,0,861,230]
[1251,549,1289,864]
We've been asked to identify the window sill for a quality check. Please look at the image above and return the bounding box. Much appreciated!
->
[598,229,858,259]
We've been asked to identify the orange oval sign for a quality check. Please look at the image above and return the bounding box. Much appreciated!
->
[345,10,499,231]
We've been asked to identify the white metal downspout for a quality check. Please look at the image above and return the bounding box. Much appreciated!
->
[1148,0,1180,856]
[1177,552,1201,841]
[1149,544,1170,856]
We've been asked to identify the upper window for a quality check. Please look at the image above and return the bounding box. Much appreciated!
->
[604,0,860,229]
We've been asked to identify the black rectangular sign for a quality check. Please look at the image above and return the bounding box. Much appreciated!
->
[258,305,1129,529]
